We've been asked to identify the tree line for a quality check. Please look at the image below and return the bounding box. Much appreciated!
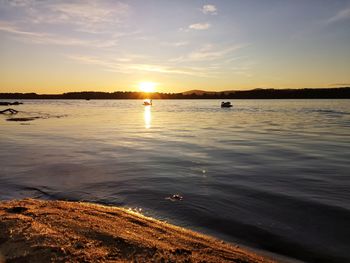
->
[1,87,349,100]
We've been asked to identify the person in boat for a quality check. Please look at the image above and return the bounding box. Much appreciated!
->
[143,99,152,106]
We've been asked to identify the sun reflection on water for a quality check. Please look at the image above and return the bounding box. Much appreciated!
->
[144,105,152,129]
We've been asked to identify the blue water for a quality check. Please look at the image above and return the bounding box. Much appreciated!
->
[0,99,349,262]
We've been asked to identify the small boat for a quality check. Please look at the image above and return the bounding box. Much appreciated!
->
[221,101,232,108]
[143,99,152,106]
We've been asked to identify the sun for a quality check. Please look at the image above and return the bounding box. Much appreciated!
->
[139,82,156,93]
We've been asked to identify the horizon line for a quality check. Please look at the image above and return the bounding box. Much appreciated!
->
[1,86,350,96]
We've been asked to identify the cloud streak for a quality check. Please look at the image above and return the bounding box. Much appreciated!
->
[38,1,129,33]
[326,8,350,24]
[0,1,135,50]
[4,0,129,33]
[172,44,247,63]
[68,54,216,77]
[188,23,211,30]
[0,21,120,48]
[201,5,217,15]
[66,42,251,79]
[161,41,189,47]
[0,21,42,37]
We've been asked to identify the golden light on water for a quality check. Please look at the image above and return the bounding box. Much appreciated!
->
[144,105,152,129]
[139,82,156,93]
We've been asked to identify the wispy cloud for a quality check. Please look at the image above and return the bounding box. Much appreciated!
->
[0,21,42,37]
[68,54,215,77]
[166,43,253,77]
[0,21,120,48]
[0,0,134,50]
[37,1,129,33]
[201,5,217,15]
[188,23,211,30]
[126,64,208,76]
[1,0,129,33]
[326,8,350,24]
[7,0,35,7]
[68,55,128,73]
[172,43,247,63]
[161,41,189,47]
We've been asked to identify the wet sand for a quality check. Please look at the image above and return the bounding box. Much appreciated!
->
[0,199,277,262]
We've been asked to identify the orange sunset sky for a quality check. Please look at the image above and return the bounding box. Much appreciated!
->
[1,0,350,94]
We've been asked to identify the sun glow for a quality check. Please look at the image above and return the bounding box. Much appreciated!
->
[139,82,156,93]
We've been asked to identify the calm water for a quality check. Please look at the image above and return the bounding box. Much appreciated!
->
[1,99,349,262]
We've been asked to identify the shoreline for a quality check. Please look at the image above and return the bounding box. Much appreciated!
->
[0,199,277,262]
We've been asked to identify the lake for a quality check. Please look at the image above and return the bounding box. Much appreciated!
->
[0,99,349,263]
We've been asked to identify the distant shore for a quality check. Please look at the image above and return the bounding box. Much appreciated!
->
[0,199,276,263]
[0,87,350,100]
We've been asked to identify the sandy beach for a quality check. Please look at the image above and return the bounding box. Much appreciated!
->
[0,199,277,263]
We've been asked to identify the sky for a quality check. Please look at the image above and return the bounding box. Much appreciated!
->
[0,0,350,94]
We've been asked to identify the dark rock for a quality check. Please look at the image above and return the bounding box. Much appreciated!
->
[0,108,18,114]
[7,117,38,122]
[0,101,23,106]
[6,206,28,214]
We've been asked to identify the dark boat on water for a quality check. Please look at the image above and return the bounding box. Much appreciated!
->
[221,101,232,108]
